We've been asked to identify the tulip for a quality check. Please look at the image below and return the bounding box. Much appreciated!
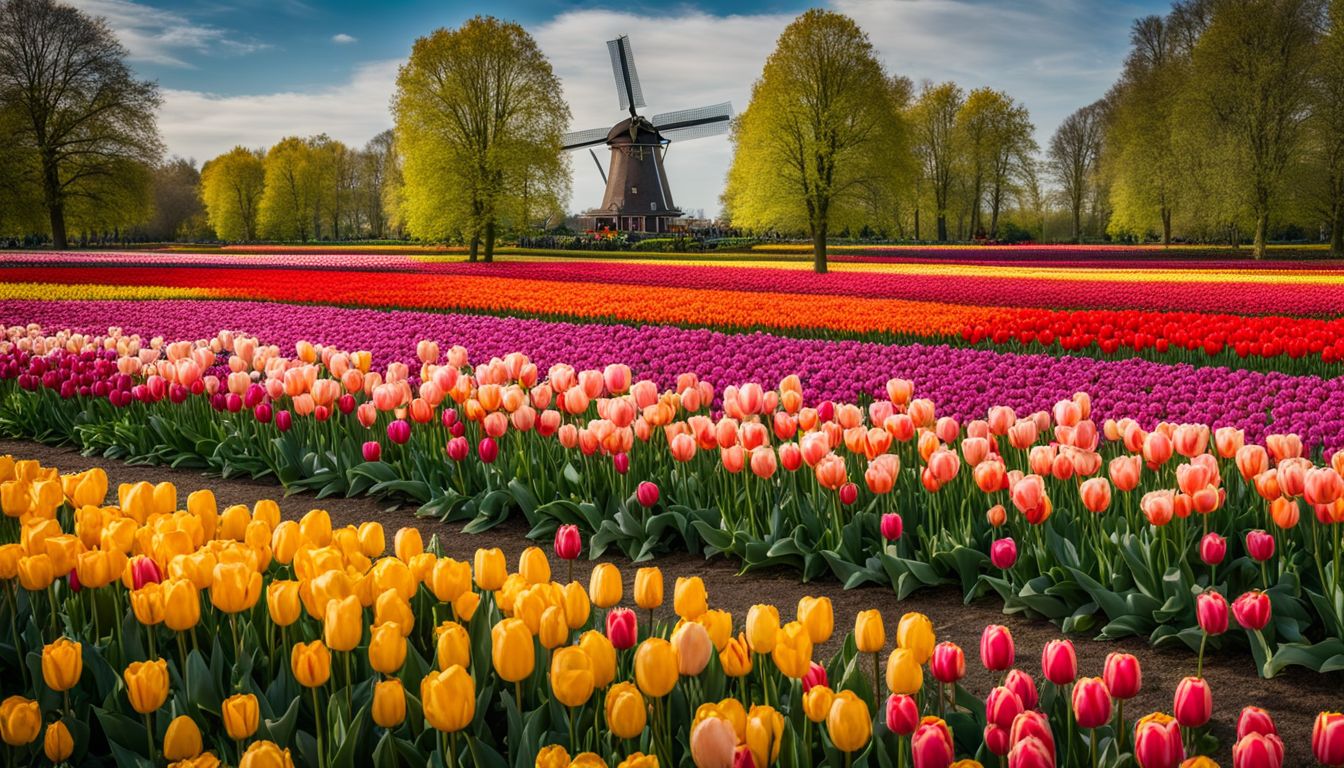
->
[291,640,331,688]
[619,753,658,768]
[897,612,935,664]
[1008,711,1054,764]
[267,580,302,627]
[673,620,713,676]
[362,441,381,462]
[1135,712,1184,768]
[589,563,622,609]
[838,482,859,505]
[1237,706,1276,739]
[636,481,659,507]
[551,646,596,708]
[518,546,551,585]
[1195,590,1228,636]
[986,686,1023,731]
[930,642,965,684]
[1008,736,1054,768]
[1199,533,1226,567]
[210,561,262,614]
[719,635,753,678]
[854,609,885,653]
[473,547,506,591]
[1245,529,1275,562]
[539,605,569,649]
[1232,590,1271,632]
[370,679,406,729]
[605,682,647,740]
[1004,669,1039,710]
[1233,731,1283,768]
[580,630,617,689]
[130,555,162,590]
[911,717,955,768]
[745,706,784,767]
[771,621,812,679]
[802,684,834,723]
[691,715,736,768]
[41,637,82,692]
[797,596,833,644]
[881,512,904,541]
[1073,677,1112,729]
[1040,639,1076,686]
[124,659,170,713]
[164,715,203,761]
[674,576,708,620]
[421,665,475,732]
[886,694,919,736]
[44,719,73,762]
[886,648,923,695]
[802,662,827,692]
[634,567,663,611]
[537,745,571,768]
[239,741,295,768]
[222,693,260,740]
[827,690,871,754]
[369,621,407,674]
[1315,712,1344,767]
[554,524,582,563]
[323,595,363,652]
[1104,652,1142,700]
[607,607,637,650]
[0,696,39,746]
[746,604,780,653]
[634,638,678,698]
[491,618,535,683]
[990,537,1017,569]
[1173,676,1212,728]
[981,624,1014,671]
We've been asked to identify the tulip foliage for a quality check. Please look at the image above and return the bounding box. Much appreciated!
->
[3,456,1340,768]
[4,327,1344,680]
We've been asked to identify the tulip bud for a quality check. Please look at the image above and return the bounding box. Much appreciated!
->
[980,624,1014,671]
[1196,590,1228,636]
[881,513,903,541]
[1173,676,1213,728]
[1072,677,1112,729]
[43,719,73,761]
[1199,533,1226,566]
[990,538,1017,569]
[885,693,919,736]
[838,482,859,505]
[1103,652,1142,700]
[1232,590,1271,632]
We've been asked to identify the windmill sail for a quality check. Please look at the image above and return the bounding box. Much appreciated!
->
[608,36,645,113]
[561,126,611,151]
[650,102,733,142]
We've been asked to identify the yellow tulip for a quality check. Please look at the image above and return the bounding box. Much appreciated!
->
[570,753,608,768]
[74,549,116,589]
[430,558,471,603]
[491,618,535,683]
[539,605,570,650]
[696,609,733,651]
[266,580,302,627]
[588,563,622,609]
[513,586,546,634]
[271,521,301,565]
[719,634,753,678]
[634,638,678,698]
[826,690,872,753]
[394,527,423,562]
[854,609,885,654]
[634,567,663,610]
[17,553,54,591]
[41,637,82,692]
[421,665,475,732]
[536,744,571,768]
[408,552,437,584]
[210,561,262,614]
[745,705,784,767]
[357,522,385,557]
[674,576,707,620]
[239,740,295,768]
[372,679,406,728]
[0,696,39,746]
[163,578,201,632]
[374,589,414,636]
[0,544,21,580]
[187,489,217,534]
[222,693,259,740]
[579,630,617,689]
[562,581,591,629]
[771,621,813,679]
[131,583,166,625]
[745,604,780,654]
[220,505,251,542]
[886,648,923,695]
[617,754,657,768]
[797,596,834,645]
[453,591,480,622]
[323,594,363,652]
[370,557,417,602]
[672,620,712,676]
[369,621,407,674]
[550,646,596,708]
[896,612,936,665]
[803,685,834,724]
[163,715,203,761]
[604,682,647,739]
[43,719,73,761]
[291,641,331,688]
[435,621,471,671]
[518,546,551,584]
[299,509,332,547]
[123,659,170,714]
[473,547,506,591]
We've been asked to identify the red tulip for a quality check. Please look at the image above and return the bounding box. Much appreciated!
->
[1008,711,1054,764]
[386,419,410,445]
[990,537,1017,569]
[1003,669,1039,710]
[733,746,755,768]
[613,453,629,474]
[881,513,903,541]
[446,436,468,461]
[1231,590,1271,632]
[1072,677,1112,730]
[929,642,965,684]
[477,437,498,463]
[1232,732,1284,768]
[1245,529,1275,562]
[910,718,954,768]
[362,441,381,462]
[802,662,826,692]
[986,686,1024,731]
[1199,532,1226,566]
[1007,736,1054,768]
[129,555,162,590]
[636,481,659,508]
[1236,706,1276,739]
[1173,676,1212,728]
[1103,652,1142,700]
[1040,639,1077,686]
[885,694,918,736]
[839,482,858,505]
[275,410,292,432]
[1134,713,1184,768]
[606,607,636,650]
[554,524,582,561]
[1195,590,1228,635]
[1314,712,1344,766]
[980,625,1014,671]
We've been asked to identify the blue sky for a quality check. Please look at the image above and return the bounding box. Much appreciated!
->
[71,0,1169,216]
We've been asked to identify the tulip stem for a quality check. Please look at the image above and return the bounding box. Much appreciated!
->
[311,687,327,768]
[1196,632,1206,679]
[229,614,240,668]
[1090,727,1098,768]
[344,651,353,716]
[568,706,577,753]
[872,653,880,703]
[143,712,155,766]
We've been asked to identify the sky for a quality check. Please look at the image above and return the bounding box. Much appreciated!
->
[70,0,1169,218]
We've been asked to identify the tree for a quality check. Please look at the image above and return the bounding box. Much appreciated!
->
[0,0,161,248]
[258,136,322,241]
[200,147,265,242]
[1313,0,1344,254]
[392,16,569,261]
[360,131,395,240]
[140,158,206,241]
[911,82,964,242]
[1187,0,1320,257]
[722,9,906,272]
[955,88,1036,239]
[1049,101,1106,242]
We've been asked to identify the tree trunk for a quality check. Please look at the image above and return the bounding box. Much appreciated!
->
[936,214,947,243]
[468,234,479,262]
[812,221,827,274]
[1330,200,1343,257]
[1072,208,1082,244]
[41,157,67,249]
[1161,207,1172,247]
[1253,211,1268,260]
[913,206,920,241]
[483,220,496,263]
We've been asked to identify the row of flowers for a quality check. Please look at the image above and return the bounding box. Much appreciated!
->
[3,325,1344,676]
[2,456,1342,767]
[5,263,1343,372]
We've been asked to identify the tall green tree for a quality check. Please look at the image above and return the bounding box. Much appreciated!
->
[200,147,265,242]
[258,136,322,241]
[910,82,964,242]
[1049,101,1106,242]
[140,158,207,241]
[392,16,569,261]
[955,88,1036,239]
[1314,0,1344,254]
[0,0,160,248]
[724,10,912,272]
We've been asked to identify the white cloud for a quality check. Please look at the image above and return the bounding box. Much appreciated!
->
[331,33,358,45]
[70,0,267,67]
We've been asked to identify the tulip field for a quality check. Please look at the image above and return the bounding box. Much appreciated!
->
[1,245,1344,767]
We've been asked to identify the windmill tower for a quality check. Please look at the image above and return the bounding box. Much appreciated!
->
[562,36,732,234]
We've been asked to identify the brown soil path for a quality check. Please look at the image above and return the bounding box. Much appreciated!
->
[5,439,1339,763]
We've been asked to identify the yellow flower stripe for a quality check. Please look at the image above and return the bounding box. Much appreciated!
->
[0,283,214,301]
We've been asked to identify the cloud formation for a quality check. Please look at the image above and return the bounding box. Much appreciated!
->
[70,0,268,67]
[331,33,358,44]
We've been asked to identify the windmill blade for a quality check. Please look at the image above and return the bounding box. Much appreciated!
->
[561,126,610,151]
[607,36,645,113]
[588,148,608,185]
[651,102,733,142]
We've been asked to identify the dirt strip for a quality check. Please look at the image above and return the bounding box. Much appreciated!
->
[5,439,1339,762]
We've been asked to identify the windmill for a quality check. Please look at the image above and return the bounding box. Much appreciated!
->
[562,36,732,234]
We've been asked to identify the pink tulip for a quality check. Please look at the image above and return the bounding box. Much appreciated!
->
[1103,652,1142,700]
[636,481,659,508]
[1196,590,1228,635]
[362,441,381,462]
[981,625,1014,671]
[606,607,636,650]
[1245,529,1275,562]
[929,642,965,684]
[1173,676,1212,728]
[477,437,498,463]
[386,419,410,445]
[1072,677,1112,730]
[1232,591,1271,631]
[1199,532,1226,566]
[990,537,1017,569]
[885,694,919,736]
[554,524,582,561]
[881,513,903,541]
[1040,639,1076,686]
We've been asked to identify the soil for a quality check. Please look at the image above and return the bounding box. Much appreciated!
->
[6,439,1340,763]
